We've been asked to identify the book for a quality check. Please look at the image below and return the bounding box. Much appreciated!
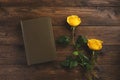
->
[21,17,56,65]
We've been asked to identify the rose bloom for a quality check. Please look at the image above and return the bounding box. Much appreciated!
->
[67,15,81,27]
[87,39,103,51]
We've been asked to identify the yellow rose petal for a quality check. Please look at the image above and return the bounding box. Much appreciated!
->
[67,15,81,27]
[87,39,103,51]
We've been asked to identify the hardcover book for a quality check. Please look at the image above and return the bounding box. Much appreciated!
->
[21,17,56,65]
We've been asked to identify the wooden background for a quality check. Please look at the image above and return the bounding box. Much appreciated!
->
[0,0,120,80]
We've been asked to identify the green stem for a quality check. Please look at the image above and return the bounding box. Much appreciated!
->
[92,51,95,66]
[93,51,95,56]
[88,51,96,80]
[72,27,75,46]
[85,51,96,80]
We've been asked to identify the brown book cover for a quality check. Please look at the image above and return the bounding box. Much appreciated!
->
[21,17,56,65]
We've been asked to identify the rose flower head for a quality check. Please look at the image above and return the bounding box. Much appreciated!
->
[67,15,81,27]
[87,39,103,51]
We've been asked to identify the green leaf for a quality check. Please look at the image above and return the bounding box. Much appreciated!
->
[70,60,78,68]
[80,61,92,71]
[61,60,69,68]
[56,36,70,46]
[61,56,78,69]
[84,63,92,71]
[76,52,92,71]
[78,53,89,62]
[72,51,79,56]
[76,35,88,48]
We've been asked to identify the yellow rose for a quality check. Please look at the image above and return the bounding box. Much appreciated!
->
[87,39,103,51]
[67,15,81,27]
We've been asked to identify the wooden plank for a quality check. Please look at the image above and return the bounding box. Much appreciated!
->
[0,65,119,80]
[54,26,120,45]
[0,64,84,80]
[0,45,119,65]
[0,26,119,45]
[0,43,119,79]
[57,45,120,65]
[0,0,120,7]
[98,65,120,80]
[0,7,119,26]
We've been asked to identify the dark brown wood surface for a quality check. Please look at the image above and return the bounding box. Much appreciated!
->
[0,0,120,80]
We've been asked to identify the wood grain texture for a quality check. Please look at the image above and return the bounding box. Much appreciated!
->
[0,7,119,26]
[0,26,119,45]
[0,0,120,7]
[0,45,119,79]
[0,65,119,80]
[0,44,119,65]
[0,0,119,80]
